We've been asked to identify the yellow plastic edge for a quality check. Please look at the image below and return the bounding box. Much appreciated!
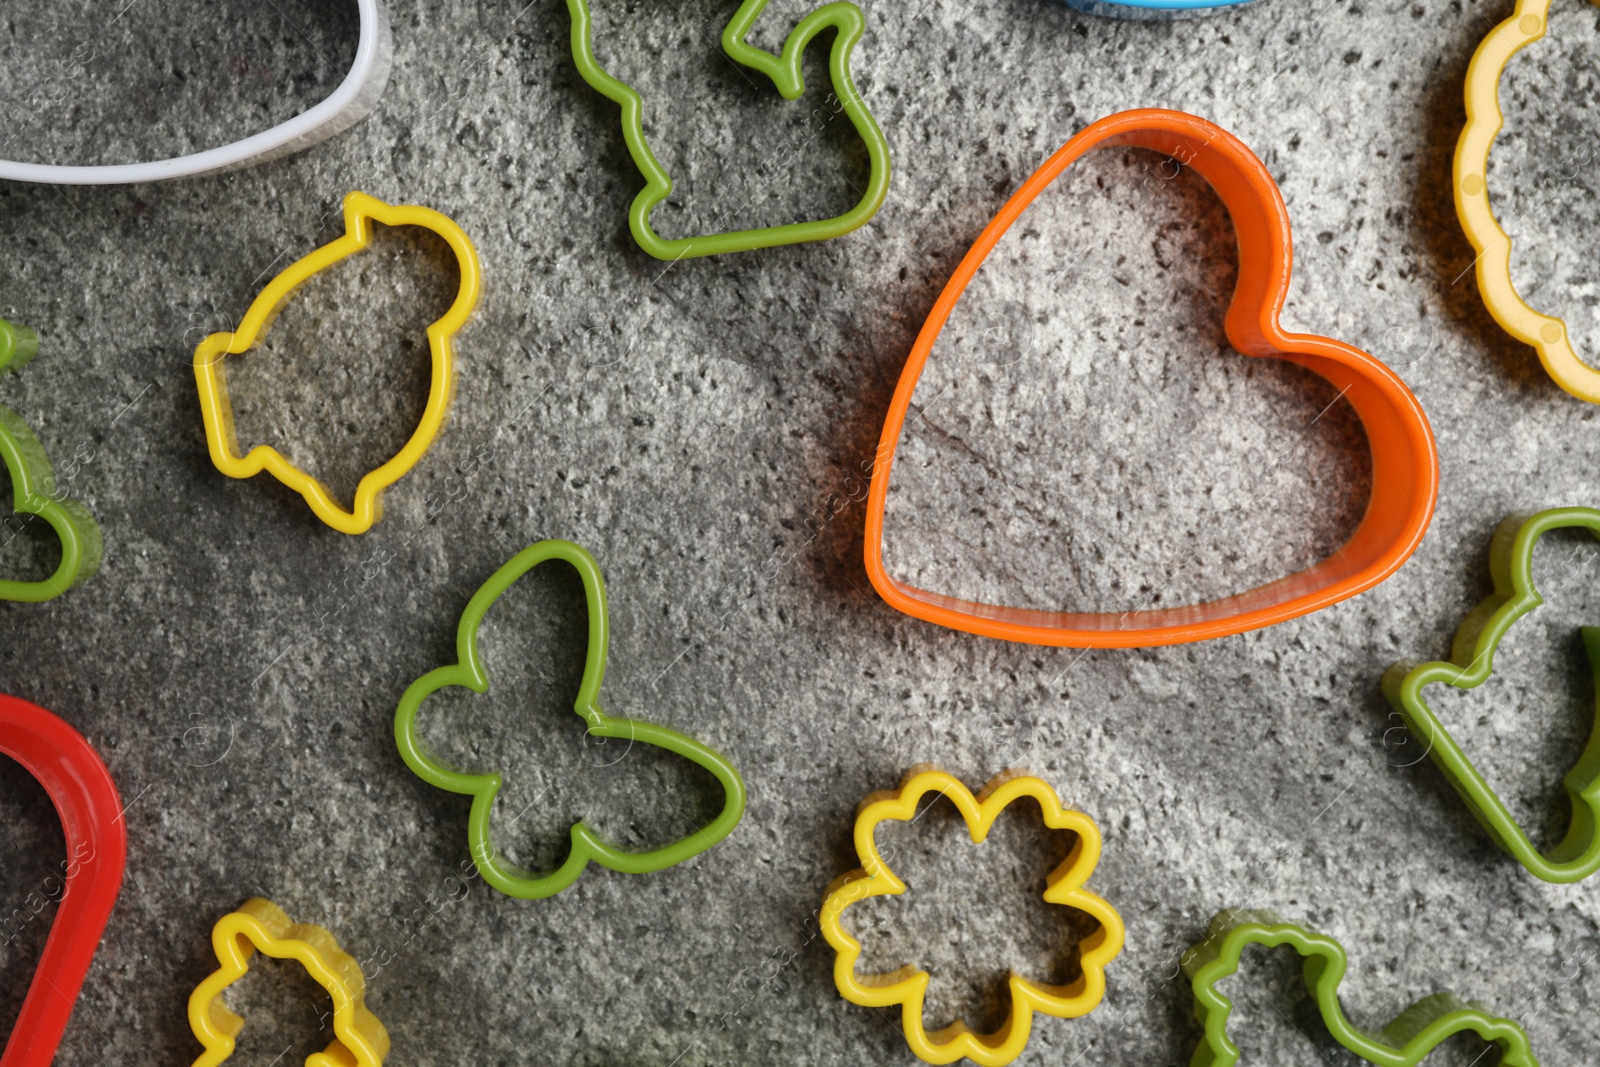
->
[193,191,482,534]
[186,897,391,1067]
[819,769,1125,1067]
[1455,0,1600,402]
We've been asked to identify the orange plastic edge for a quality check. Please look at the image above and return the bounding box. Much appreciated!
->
[863,109,1439,648]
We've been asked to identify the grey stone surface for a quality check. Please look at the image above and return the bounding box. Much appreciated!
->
[1,0,1599,1064]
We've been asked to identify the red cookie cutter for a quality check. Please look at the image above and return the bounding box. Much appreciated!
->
[0,694,126,1067]
[864,109,1439,648]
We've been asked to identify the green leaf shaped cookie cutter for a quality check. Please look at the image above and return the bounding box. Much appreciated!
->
[394,538,747,899]
[1186,910,1539,1067]
[1384,507,1600,884]
[0,318,103,603]
[566,0,891,259]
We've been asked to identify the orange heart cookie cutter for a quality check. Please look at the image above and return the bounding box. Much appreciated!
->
[864,109,1439,648]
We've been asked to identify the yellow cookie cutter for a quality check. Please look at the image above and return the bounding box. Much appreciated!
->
[187,897,391,1067]
[194,190,482,534]
[1456,0,1600,402]
[820,768,1124,1066]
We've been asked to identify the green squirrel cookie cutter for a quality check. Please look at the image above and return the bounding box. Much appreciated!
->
[1384,507,1600,884]
[0,318,102,602]
[566,0,891,259]
[1186,910,1538,1067]
[394,538,747,899]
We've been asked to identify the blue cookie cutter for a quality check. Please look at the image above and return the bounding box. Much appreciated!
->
[1064,0,1257,17]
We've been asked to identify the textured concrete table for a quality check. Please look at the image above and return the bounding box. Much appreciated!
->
[1,0,1598,1063]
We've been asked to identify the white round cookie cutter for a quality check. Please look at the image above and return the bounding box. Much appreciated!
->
[0,0,392,184]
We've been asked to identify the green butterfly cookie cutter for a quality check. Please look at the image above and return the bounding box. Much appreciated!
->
[1384,507,1600,884]
[394,538,747,899]
[1186,910,1538,1067]
[566,0,890,259]
[0,318,102,603]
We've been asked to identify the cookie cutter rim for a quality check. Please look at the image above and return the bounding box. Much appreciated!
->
[1454,0,1600,402]
[0,0,391,185]
[186,897,390,1067]
[1383,506,1600,884]
[1064,0,1257,15]
[393,538,748,900]
[566,0,890,259]
[1186,910,1538,1067]
[0,693,127,1067]
[863,108,1439,648]
[819,768,1124,1066]
[192,190,482,536]
[0,319,103,602]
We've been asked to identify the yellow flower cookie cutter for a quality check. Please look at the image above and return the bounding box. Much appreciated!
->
[820,768,1124,1066]
[187,897,390,1067]
[193,190,481,534]
[1456,0,1600,402]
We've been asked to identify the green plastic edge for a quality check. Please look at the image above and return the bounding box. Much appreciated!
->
[0,319,102,603]
[1185,910,1539,1067]
[0,319,40,373]
[1382,507,1600,884]
[393,538,748,900]
[566,0,891,260]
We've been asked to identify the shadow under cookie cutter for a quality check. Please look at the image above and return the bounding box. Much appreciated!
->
[864,108,1439,648]
[187,897,390,1067]
[819,767,1123,1066]
[1384,507,1600,884]
[1187,910,1538,1066]
[566,0,890,259]
[193,190,481,536]
[0,693,127,1067]
[0,0,390,185]
[1456,0,1600,402]
[0,318,103,602]
[394,538,747,899]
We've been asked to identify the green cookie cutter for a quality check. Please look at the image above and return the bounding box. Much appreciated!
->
[394,538,747,899]
[566,0,891,259]
[1186,910,1538,1067]
[0,318,102,603]
[1384,507,1600,884]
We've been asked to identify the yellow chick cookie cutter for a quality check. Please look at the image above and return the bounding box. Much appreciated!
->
[820,768,1124,1066]
[187,897,391,1067]
[194,190,482,534]
[1456,0,1600,401]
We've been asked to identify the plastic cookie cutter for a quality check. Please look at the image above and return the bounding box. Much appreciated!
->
[187,897,390,1067]
[864,108,1439,648]
[394,538,747,900]
[1185,909,1538,1067]
[819,767,1123,1066]
[1383,507,1600,884]
[566,0,890,259]
[0,693,126,1067]
[0,318,103,602]
[1455,0,1600,402]
[0,0,390,185]
[193,191,481,535]
[1064,0,1258,17]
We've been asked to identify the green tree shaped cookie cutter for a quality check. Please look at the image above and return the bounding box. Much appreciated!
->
[0,318,102,602]
[394,539,747,899]
[1384,507,1600,884]
[567,0,890,259]
[1186,910,1538,1067]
